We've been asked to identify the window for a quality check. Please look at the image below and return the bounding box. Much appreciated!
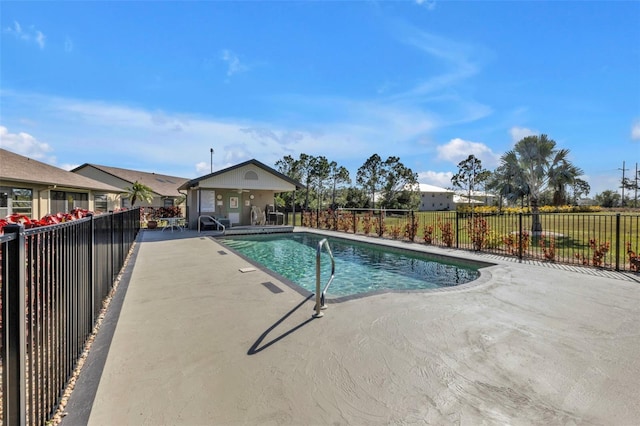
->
[0,190,8,217]
[51,190,88,213]
[12,188,33,216]
[163,198,174,208]
[95,194,108,213]
[244,170,259,180]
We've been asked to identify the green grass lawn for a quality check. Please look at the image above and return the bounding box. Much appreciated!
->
[295,210,639,272]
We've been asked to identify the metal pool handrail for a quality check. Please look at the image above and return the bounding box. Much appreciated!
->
[313,238,335,318]
[198,215,226,233]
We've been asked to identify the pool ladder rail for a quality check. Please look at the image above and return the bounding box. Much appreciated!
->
[313,238,335,318]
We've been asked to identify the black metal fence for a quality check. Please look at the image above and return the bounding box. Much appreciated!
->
[1,208,140,426]
[295,209,640,273]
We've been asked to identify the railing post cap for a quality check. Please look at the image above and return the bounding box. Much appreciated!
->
[3,223,24,233]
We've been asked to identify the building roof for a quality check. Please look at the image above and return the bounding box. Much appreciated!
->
[416,183,453,193]
[453,195,484,204]
[0,148,122,192]
[178,158,305,191]
[72,163,189,197]
[454,189,497,198]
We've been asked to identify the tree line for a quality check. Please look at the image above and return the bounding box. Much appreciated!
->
[274,134,631,212]
[274,153,419,211]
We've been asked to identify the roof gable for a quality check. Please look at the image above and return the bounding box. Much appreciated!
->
[179,159,304,191]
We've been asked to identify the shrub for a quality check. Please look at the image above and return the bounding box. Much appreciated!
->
[438,219,454,247]
[404,215,419,241]
[503,231,529,255]
[423,224,435,244]
[627,242,640,271]
[485,230,503,249]
[1,208,93,232]
[468,216,490,251]
[390,224,402,239]
[539,233,556,261]
[361,214,373,235]
[575,239,610,267]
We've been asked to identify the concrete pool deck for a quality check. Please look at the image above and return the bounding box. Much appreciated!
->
[62,228,640,425]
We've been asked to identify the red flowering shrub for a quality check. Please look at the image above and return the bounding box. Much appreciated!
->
[0,208,93,234]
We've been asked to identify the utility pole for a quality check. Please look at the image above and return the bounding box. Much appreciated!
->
[210,148,214,173]
[619,161,628,207]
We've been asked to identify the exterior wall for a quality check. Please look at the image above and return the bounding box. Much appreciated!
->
[76,166,184,210]
[1,181,121,219]
[197,164,296,192]
[186,188,279,229]
[419,192,454,211]
[185,164,296,229]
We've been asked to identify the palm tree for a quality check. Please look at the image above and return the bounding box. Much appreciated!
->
[488,152,529,210]
[501,134,581,232]
[123,181,154,207]
[549,158,583,206]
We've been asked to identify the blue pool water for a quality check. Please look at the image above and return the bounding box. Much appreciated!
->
[220,233,483,298]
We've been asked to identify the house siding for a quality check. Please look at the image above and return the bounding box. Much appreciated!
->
[196,164,296,192]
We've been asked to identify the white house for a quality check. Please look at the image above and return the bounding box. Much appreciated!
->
[416,183,455,211]
[178,159,304,229]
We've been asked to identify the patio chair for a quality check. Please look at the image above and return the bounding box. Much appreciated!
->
[199,216,222,231]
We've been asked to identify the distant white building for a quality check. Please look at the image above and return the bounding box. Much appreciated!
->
[454,190,500,206]
[416,183,455,211]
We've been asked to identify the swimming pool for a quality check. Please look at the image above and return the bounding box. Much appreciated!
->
[220,232,488,299]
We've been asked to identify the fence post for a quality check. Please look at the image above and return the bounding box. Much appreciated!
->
[615,213,621,271]
[2,224,27,426]
[518,213,523,262]
[410,210,415,241]
[353,211,356,234]
[89,213,96,326]
[455,212,459,249]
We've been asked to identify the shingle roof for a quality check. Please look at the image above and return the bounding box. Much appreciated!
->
[0,148,122,192]
[178,158,305,190]
[72,163,189,197]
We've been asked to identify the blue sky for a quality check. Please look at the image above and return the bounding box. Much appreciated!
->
[1,1,639,197]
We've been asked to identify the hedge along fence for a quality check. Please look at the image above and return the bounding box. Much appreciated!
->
[295,209,640,273]
[1,208,140,426]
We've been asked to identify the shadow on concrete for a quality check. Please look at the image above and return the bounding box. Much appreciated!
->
[248,294,316,355]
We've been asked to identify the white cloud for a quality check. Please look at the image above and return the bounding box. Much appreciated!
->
[415,0,436,10]
[220,49,248,77]
[436,138,500,168]
[195,161,210,175]
[35,31,45,49]
[65,37,73,53]
[0,90,479,180]
[0,126,55,162]
[632,121,640,141]
[418,170,453,188]
[4,21,46,49]
[509,126,536,144]
[59,163,80,171]
[389,24,489,102]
